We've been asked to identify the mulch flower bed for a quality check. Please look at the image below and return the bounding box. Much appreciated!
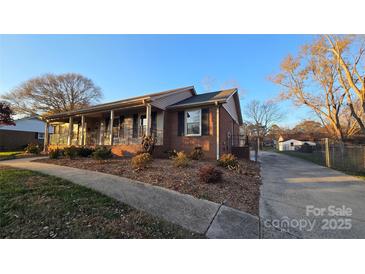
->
[35,157,261,215]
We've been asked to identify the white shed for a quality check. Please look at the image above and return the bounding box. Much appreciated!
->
[278,139,316,151]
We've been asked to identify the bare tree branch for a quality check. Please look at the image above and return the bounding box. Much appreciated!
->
[1,73,102,119]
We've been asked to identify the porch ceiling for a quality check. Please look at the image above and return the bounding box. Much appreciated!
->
[48,104,162,123]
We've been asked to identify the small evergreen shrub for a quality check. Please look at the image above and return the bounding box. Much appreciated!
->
[189,146,204,160]
[64,146,78,159]
[131,152,152,170]
[173,151,189,167]
[49,148,63,159]
[25,143,41,154]
[78,147,95,157]
[92,146,112,160]
[198,164,223,184]
[218,153,238,168]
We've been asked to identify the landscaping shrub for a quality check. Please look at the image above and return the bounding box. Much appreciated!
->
[78,147,95,157]
[92,146,112,160]
[189,146,204,160]
[49,148,63,159]
[131,152,152,170]
[198,164,223,184]
[173,151,189,167]
[218,153,238,169]
[25,143,41,154]
[141,135,156,154]
[64,146,78,159]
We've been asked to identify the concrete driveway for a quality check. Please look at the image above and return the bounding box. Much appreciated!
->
[259,151,365,238]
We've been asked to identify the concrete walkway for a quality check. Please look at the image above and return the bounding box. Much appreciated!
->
[0,157,258,239]
[259,151,365,239]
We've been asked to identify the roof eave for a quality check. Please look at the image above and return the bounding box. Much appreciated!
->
[233,91,244,125]
[167,99,227,109]
[45,98,148,120]
[45,86,196,120]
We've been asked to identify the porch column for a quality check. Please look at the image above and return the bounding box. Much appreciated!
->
[43,121,49,153]
[81,115,85,146]
[216,102,220,160]
[67,116,73,146]
[146,103,152,136]
[109,110,114,145]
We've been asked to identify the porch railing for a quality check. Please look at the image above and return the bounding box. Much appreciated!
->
[49,133,68,145]
[49,127,163,146]
[112,127,163,146]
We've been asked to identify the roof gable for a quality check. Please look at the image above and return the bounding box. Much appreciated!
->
[170,88,243,125]
[170,88,237,107]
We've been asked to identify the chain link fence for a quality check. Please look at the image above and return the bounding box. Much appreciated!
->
[308,139,365,174]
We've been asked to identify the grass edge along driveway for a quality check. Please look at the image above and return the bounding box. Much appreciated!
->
[0,167,203,239]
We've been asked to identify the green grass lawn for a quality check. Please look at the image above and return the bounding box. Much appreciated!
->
[0,151,23,160]
[0,167,203,239]
[277,150,323,165]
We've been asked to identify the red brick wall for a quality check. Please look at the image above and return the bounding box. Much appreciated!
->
[164,106,217,159]
[163,105,241,159]
[220,106,239,156]
[0,130,43,151]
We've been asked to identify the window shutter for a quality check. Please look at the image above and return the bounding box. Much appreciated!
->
[152,112,157,131]
[202,108,210,135]
[177,111,185,136]
[132,114,138,138]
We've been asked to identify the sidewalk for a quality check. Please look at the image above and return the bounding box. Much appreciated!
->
[1,157,259,239]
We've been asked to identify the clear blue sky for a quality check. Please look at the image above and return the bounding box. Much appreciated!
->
[0,35,316,126]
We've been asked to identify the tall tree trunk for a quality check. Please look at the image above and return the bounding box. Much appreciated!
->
[348,101,365,134]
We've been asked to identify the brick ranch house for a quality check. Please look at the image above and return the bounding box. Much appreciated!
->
[44,86,248,159]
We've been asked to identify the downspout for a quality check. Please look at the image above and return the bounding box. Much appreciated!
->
[215,101,220,160]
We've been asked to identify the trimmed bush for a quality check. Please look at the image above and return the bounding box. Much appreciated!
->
[198,164,223,184]
[78,147,95,157]
[218,153,238,169]
[49,148,63,159]
[64,146,78,159]
[131,153,152,170]
[25,143,41,154]
[92,146,112,160]
[173,151,189,167]
[189,146,204,160]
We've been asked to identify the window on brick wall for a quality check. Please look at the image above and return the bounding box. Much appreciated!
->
[185,109,201,136]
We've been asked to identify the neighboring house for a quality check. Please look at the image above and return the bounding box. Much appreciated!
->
[45,86,248,159]
[278,137,316,151]
[0,116,54,151]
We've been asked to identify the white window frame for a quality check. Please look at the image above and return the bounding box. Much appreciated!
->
[185,108,201,136]
[37,132,45,140]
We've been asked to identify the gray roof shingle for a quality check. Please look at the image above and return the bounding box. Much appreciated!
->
[171,88,237,107]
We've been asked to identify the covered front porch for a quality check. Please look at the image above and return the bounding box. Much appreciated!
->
[45,103,164,150]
